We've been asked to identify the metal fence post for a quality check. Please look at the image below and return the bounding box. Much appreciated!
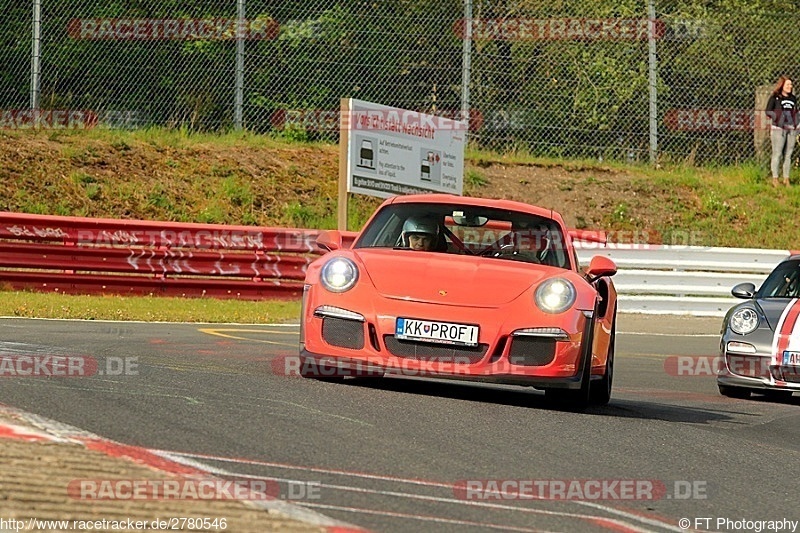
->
[648,0,658,165]
[30,0,41,119]
[235,0,245,130]
[461,0,472,140]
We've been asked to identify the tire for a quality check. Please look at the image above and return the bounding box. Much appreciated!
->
[545,318,594,410]
[300,370,344,382]
[300,359,383,382]
[299,358,345,381]
[589,318,615,407]
[718,384,752,399]
[345,368,386,383]
[544,387,589,409]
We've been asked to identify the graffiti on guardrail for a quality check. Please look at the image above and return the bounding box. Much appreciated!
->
[6,225,68,239]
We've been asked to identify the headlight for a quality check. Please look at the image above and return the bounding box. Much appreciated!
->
[535,278,576,314]
[730,307,759,335]
[320,257,359,293]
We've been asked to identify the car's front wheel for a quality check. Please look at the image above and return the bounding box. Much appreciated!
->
[718,384,752,399]
[299,357,346,382]
[545,316,596,410]
[544,386,589,409]
[545,350,592,410]
[588,319,615,406]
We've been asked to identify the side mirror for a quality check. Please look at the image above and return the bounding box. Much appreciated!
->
[731,282,756,299]
[316,230,343,252]
[586,255,617,281]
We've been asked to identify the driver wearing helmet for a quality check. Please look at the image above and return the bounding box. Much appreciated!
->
[510,220,553,263]
[401,216,440,251]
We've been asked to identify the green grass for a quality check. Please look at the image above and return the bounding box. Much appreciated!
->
[0,291,301,323]
[464,168,489,188]
[10,127,793,247]
[461,145,800,247]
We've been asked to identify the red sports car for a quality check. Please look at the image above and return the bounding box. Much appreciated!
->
[299,194,618,408]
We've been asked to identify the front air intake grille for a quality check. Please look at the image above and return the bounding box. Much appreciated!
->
[383,336,488,363]
[779,366,800,383]
[322,317,364,350]
[726,353,768,378]
[508,337,556,366]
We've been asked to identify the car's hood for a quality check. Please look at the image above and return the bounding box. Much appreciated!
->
[755,298,795,331]
[354,249,557,306]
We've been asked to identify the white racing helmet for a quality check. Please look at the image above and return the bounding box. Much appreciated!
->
[401,216,439,247]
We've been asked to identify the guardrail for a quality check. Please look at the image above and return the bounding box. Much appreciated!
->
[574,243,791,316]
[0,212,321,299]
[0,211,790,315]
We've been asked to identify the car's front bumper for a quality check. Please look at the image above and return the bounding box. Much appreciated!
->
[299,297,599,389]
[716,348,800,391]
[298,266,617,391]
[298,347,600,389]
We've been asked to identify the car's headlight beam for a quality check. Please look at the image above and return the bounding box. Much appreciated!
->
[730,307,759,335]
[320,257,359,293]
[535,278,577,314]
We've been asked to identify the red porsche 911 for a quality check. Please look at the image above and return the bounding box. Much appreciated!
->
[299,194,618,408]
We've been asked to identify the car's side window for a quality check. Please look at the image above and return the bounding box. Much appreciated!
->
[380,215,403,247]
[781,269,800,297]
[358,213,403,248]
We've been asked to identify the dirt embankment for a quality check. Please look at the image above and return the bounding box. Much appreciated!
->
[1,131,696,240]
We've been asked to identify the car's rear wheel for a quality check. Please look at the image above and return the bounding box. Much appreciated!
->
[718,385,752,399]
[589,318,615,407]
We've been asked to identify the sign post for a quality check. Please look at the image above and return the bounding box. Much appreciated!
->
[337,99,350,230]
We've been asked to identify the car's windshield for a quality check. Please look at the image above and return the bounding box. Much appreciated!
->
[354,203,571,269]
[757,259,800,298]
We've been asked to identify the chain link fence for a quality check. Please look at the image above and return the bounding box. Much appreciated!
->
[2,0,799,165]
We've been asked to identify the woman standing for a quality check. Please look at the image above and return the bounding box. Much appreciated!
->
[766,76,798,187]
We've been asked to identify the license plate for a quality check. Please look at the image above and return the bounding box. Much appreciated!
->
[395,318,479,346]
[783,351,800,366]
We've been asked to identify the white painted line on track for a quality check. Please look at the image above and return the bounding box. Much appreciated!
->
[573,501,688,533]
[162,467,660,533]
[159,451,657,533]
[157,450,455,489]
[295,503,552,532]
[160,450,680,533]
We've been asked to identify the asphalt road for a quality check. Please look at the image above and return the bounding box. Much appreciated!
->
[0,316,798,533]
